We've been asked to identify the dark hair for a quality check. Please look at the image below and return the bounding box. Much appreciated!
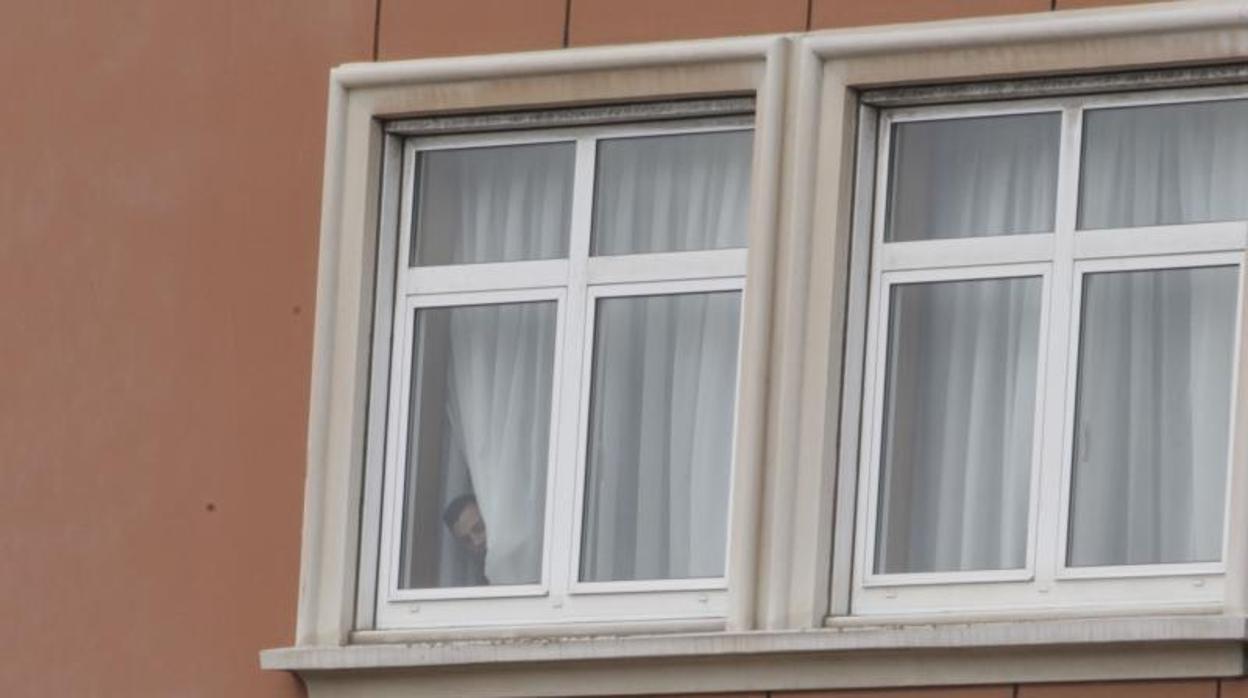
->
[441,493,478,529]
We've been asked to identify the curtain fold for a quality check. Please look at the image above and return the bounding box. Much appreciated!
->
[1068,267,1236,566]
[580,292,740,582]
[579,131,750,582]
[400,144,570,588]
[1070,101,1244,565]
[445,302,556,584]
[886,113,1060,242]
[877,277,1041,574]
[1079,99,1248,229]
[415,142,574,265]
[591,130,752,255]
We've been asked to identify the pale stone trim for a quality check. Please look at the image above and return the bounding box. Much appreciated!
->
[781,0,1248,630]
[264,615,1248,697]
[295,32,789,648]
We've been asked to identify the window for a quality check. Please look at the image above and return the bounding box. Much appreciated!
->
[372,116,754,628]
[851,88,1245,615]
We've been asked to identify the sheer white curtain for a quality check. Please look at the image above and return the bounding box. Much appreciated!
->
[874,113,1056,574]
[581,292,741,582]
[415,142,574,264]
[402,144,571,587]
[444,302,557,585]
[876,277,1041,574]
[1079,99,1248,229]
[887,112,1060,241]
[578,131,750,582]
[1068,268,1235,567]
[1068,102,1245,566]
[591,130,752,255]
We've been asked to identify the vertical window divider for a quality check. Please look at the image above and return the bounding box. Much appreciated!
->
[851,108,896,600]
[1034,104,1084,590]
[547,136,598,604]
[356,133,406,631]
[827,104,881,620]
[1222,245,1248,613]
[374,139,421,617]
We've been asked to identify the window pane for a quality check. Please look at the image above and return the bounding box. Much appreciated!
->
[412,143,574,266]
[580,291,741,582]
[591,130,753,255]
[1068,266,1237,567]
[875,277,1042,574]
[886,113,1060,242]
[398,302,557,588]
[1079,99,1248,230]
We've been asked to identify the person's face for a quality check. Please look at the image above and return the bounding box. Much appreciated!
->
[451,501,487,557]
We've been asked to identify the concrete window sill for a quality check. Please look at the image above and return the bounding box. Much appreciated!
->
[261,615,1248,698]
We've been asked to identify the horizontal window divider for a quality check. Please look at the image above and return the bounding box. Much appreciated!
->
[880,260,1051,286]
[586,249,747,285]
[1073,221,1248,260]
[1056,562,1226,581]
[568,578,728,596]
[388,584,550,603]
[823,605,1228,628]
[1070,249,1245,274]
[879,235,1054,272]
[373,592,730,630]
[402,285,565,308]
[862,568,1035,589]
[403,259,569,295]
[352,618,728,645]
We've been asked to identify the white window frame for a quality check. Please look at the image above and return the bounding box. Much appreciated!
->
[848,86,1248,617]
[368,116,753,630]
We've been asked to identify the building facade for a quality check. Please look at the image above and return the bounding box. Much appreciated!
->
[7,1,1248,697]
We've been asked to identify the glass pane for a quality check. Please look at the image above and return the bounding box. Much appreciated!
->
[875,277,1042,574]
[1068,266,1237,567]
[580,291,741,582]
[412,142,574,266]
[398,301,557,588]
[886,113,1060,242]
[1079,99,1248,230]
[591,130,753,255]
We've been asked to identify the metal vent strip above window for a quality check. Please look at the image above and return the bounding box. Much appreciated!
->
[859,62,1248,108]
[385,96,756,136]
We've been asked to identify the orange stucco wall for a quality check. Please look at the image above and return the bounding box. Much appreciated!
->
[0,1,1191,697]
[0,1,372,696]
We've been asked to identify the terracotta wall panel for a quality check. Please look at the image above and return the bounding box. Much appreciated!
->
[810,0,1049,29]
[0,0,373,696]
[568,0,807,46]
[1222,679,1248,698]
[379,0,566,59]
[780,688,1013,698]
[1018,680,1218,698]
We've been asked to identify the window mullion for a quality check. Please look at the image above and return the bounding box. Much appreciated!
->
[372,140,421,623]
[545,136,597,604]
[1033,105,1084,589]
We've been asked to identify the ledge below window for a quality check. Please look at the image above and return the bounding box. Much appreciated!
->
[261,614,1248,697]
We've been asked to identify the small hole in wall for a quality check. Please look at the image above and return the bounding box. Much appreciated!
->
[292,305,302,315]
[205,502,217,513]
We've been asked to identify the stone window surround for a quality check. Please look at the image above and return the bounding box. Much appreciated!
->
[263,3,1248,696]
